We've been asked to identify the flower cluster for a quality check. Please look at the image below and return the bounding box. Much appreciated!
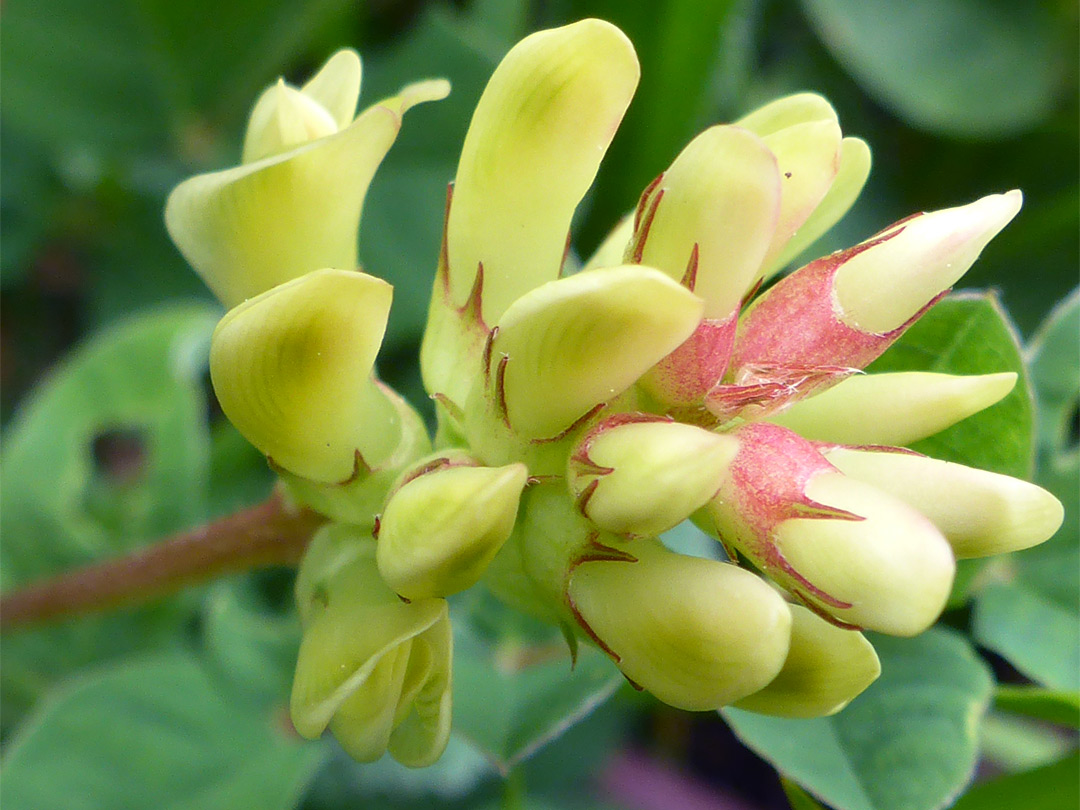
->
[166,20,1063,767]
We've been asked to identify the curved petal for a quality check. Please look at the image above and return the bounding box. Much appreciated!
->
[733,604,880,718]
[768,371,1017,446]
[301,48,363,129]
[481,265,703,439]
[445,19,639,323]
[209,268,392,483]
[824,446,1064,559]
[166,81,446,306]
[630,125,780,319]
[764,136,871,277]
[569,539,792,710]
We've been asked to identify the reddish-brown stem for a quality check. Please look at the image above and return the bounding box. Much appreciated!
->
[0,494,326,632]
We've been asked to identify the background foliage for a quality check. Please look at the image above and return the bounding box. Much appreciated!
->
[1,1,1077,808]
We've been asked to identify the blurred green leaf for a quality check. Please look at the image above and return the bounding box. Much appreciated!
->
[1,653,327,810]
[301,735,494,809]
[0,306,218,727]
[202,575,301,707]
[994,685,1080,729]
[0,305,217,587]
[950,751,1080,810]
[723,628,993,810]
[452,591,624,774]
[974,582,1079,692]
[0,0,355,160]
[799,0,1067,138]
[868,291,1034,479]
[1022,289,1080,606]
[972,292,1079,691]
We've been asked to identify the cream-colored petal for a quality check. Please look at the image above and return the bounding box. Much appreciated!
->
[824,447,1064,559]
[768,371,1017,446]
[209,269,392,484]
[486,265,703,438]
[290,535,446,738]
[446,19,639,323]
[633,125,780,318]
[736,92,838,135]
[756,119,843,271]
[167,88,441,307]
[834,191,1023,334]
[387,616,454,768]
[243,80,339,163]
[377,462,528,599]
[569,420,737,537]
[776,472,955,636]
[582,213,634,272]
[764,137,871,277]
[301,48,363,129]
[569,540,792,710]
[733,604,880,718]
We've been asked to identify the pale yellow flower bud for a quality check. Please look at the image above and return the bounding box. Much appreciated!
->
[768,371,1017,446]
[209,268,393,484]
[568,540,792,710]
[733,604,880,718]
[568,417,737,537]
[824,447,1064,559]
[291,525,452,767]
[377,457,529,600]
[833,191,1023,334]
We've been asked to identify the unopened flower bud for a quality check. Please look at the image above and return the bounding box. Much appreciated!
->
[242,80,341,164]
[730,192,1022,374]
[627,125,779,404]
[763,136,871,277]
[834,191,1023,334]
[568,415,737,537]
[376,455,529,600]
[291,525,452,768]
[735,93,843,271]
[209,268,393,484]
[568,539,792,710]
[823,446,1064,559]
[699,423,954,636]
[768,371,1017,446]
[471,265,703,439]
[733,604,880,718]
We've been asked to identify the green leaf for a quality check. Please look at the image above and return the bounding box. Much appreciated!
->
[782,777,829,810]
[451,590,624,774]
[1017,288,1080,607]
[201,574,301,707]
[994,685,1080,729]
[799,0,1066,138]
[1,305,218,587]
[973,582,1080,692]
[868,290,1034,480]
[0,654,327,810]
[0,0,356,159]
[0,306,218,728]
[949,751,1080,810]
[1026,288,1080,454]
[972,292,1079,691]
[723,628,993,810]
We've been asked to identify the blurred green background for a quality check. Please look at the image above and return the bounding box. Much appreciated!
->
[1,1,1077,809]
